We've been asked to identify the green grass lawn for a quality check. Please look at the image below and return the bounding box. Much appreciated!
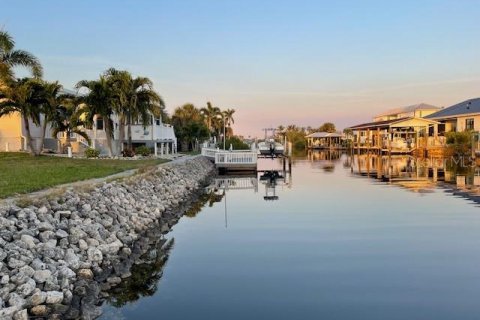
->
[0,152,169,198]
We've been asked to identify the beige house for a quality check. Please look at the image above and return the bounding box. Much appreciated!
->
[373,103,441,122]
[0,113,57,152]
[425,98,480,133]
[348,103,443,154]
[0,111,177,156]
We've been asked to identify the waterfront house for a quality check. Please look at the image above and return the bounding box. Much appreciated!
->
[306,132,344,149]
[0,97,177,156]
[84,114,177,156]
[425,98,480,133]
[0,113,57,152]
[348,103,442,154]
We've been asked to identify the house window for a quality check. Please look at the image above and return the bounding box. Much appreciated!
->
[466,118,474,131]
[155,119,161,126]
[96,118,104,131]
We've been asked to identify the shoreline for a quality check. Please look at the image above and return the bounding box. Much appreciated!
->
[0,156,215,319]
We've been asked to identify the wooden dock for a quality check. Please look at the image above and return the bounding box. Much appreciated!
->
[201,147,258,172]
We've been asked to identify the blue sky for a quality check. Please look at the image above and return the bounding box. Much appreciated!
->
[2,0,480,135]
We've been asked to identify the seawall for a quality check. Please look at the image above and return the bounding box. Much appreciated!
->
[0,156,215,319]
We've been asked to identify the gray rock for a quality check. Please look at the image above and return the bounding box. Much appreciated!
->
[45,291,63,304]
[13,309,28,320]
[18,265,34,278]
[87,247,103,263]
[8,258,26,269]
[33,269,52,283]
[64,249,80,269]
[38,222,54,232]
[78,239,88,251]
[0,306,19,319]
[55,229,68,238]
[20,234,35,249]
[37,206,49,215]
[16,279,36,297]
[39,231,54,243]
[58,266,76,279]
[8,293,26,309]
[1,274,9,285]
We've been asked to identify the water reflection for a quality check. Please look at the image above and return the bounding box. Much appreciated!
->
[349,153,480,203]
[101,151,480,320]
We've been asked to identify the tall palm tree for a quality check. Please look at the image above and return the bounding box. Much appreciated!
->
[200,102,221,138]
[223,108,235,137]
[104,68,164,151]
[40,82,90,152]
[75,76,116,157]
[0,78,45,155]
[0,30,42,82]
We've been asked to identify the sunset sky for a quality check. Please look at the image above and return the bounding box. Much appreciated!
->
[3,0,480,136]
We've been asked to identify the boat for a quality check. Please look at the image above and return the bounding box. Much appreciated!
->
[258,138,285,156]
[258,128,285,156]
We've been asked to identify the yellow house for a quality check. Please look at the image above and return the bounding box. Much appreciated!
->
[0,112,57,152]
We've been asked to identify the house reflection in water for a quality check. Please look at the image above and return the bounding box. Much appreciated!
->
[349,153,480,203]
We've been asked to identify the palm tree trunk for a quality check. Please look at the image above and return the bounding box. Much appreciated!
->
[105,118,113,157]
[128,96,137,150]
[23,116,38,156]
[40,115,48,154]
[118,115,125,153]
[127,112,132,150]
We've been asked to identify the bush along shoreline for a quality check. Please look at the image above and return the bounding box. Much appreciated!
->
[0,156,215,319]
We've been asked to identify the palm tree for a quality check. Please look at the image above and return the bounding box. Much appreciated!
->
[104,68,164,151]
[0,30,42,82]
[223,108,235,137]
[0,78,45,155]
[75,76,116,157]
[172,104,209,151]
[200,102,221,138]
[40,82,90,153]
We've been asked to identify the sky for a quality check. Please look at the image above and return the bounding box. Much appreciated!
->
[2,0,480,137]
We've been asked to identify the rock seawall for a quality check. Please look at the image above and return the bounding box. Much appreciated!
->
[0,156,215,319]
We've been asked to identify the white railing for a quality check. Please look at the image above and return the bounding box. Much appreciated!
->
[201,147,219,158]
[215,152,257,165]
[214,177,258,191]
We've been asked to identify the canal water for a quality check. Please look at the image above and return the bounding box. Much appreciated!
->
[101,152,480,320]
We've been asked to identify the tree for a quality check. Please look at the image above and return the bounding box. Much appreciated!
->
[75,76,116,157]
[223,108,235,137]
[200,102,221,138]
[104,68,165,152]
[0,78,45,155]
[49,89,90,152]
[172,104,209,151]
[318,122,336,133]
[0,30,42,83]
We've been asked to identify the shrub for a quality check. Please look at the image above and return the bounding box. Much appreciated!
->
[122,149,135,157]
[135,145,151,156]
[85,148,100,158]
[445,131,473,156]
[221,136,250,150]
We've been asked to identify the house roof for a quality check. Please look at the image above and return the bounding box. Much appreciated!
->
[375,103,440,118]
[306,132,343,138]
[425,98,480,119]
[348,117,438,130]
[348,117,409,130]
